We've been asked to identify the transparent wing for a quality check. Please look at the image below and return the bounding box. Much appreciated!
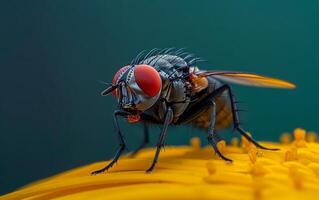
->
[195,70,296,89]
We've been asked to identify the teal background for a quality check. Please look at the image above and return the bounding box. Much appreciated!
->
[0,0,318,195]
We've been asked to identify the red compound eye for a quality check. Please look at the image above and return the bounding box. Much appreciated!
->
[134,64,161,97]
[112,65,130,96]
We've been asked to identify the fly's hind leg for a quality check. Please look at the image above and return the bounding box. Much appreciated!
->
[91,110,129,175]
[130,123,150,157]
[176,84,277,162]
[207,101,233,162]
[222,85,279,151]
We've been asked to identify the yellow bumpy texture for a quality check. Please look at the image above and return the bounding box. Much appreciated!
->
[2,128,319,200]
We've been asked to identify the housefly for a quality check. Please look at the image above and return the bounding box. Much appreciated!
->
[92,48,295,174]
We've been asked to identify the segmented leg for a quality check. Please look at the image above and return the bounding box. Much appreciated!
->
[130,123,150,157]
[91,110,129,175]
[146,107,173,173]
[220,84,279,151]
[177,84,278,156]
[207,101,233,162]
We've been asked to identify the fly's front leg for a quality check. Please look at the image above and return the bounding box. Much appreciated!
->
[91,110,129,175]
[130,123,150,157]
[207,101,233,162]
[146,107,173,173]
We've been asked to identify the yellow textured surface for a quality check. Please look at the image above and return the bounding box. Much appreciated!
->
[2,128,319,200]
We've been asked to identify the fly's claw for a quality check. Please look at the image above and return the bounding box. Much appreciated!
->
[91,169,106,176]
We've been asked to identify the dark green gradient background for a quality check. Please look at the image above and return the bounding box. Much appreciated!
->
[0,0,318,195]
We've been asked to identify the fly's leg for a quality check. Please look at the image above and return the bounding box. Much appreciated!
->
[130,123,150,157]
[222,85,279,151]
[146,107,173,173]
[207,101,233,162]
[91,110,129,175]
[178,84,278,151]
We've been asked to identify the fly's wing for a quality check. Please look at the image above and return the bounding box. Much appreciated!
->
[195,70,296,89]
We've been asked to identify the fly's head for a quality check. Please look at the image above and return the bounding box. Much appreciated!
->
[101,64,162,113]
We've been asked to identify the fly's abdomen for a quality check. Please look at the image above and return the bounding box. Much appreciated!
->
[189,96,233,130]
[215,97,233,129]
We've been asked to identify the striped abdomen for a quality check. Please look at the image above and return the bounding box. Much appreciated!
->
[189,94,233,130]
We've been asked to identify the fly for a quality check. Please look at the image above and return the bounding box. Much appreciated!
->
[92,48,296,174]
